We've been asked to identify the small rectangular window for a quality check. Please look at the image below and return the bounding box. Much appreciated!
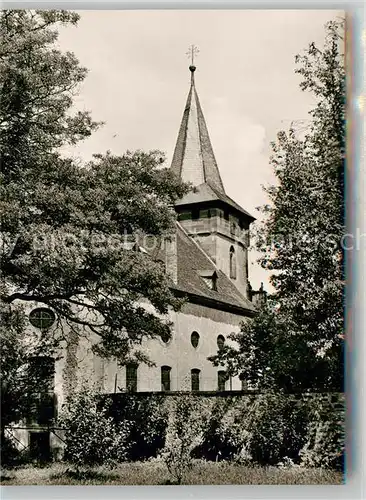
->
[126,364,138,392]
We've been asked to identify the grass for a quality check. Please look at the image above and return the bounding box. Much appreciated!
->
[1,460,343,485]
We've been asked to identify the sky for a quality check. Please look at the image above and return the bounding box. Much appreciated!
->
[57,9,343,290]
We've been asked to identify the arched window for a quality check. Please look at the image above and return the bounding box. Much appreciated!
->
[29,308,56,330]
[126,363,138,392]
[191,331,200,348]
[217,370,227,392]
[239,374,248,391]
[161,366,171,392]
[191,369,200,392]
[217,335,225,350]
[229,246,237,279]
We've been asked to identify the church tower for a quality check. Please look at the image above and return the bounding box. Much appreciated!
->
[171,62,255,299]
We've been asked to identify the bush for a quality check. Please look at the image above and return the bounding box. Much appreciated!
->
[106,393,168,461]
[59,391,343,471]
[197,394,311,466]
[246,394,309,465]
[159,395,210,484]
[59,388,130,468]
[299,395,344,470]
[192,398,242,461]
[0,435,30,468]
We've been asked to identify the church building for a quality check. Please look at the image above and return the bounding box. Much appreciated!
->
[8,62,266,456]
[59,62,265,397]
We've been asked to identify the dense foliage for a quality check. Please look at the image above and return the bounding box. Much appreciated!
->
[0,10,189,367]
[159,395,210,484]
[106,394,168,461]
[195,394,344,470]
[210,19,345,392]
[59,388,130,467]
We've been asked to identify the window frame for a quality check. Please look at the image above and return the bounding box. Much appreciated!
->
[217,334,225,350]
[229,245,237,280]
[29,308,56,330]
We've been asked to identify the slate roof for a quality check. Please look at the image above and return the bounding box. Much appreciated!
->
[170,67,255,223]
[150,223,256,316]
[170,68,225,194]
[174,224,255,314]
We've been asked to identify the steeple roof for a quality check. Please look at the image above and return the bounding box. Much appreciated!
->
[171,64,255,222]
[170,65,225,194]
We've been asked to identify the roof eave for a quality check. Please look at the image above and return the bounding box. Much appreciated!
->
[174,198,256,222]
[172,287,257,317]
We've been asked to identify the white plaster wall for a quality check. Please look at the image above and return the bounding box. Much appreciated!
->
[101,301,248,393]
[13,296,251,413]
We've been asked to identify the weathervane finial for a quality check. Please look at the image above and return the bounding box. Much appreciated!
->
[186,44,199,71]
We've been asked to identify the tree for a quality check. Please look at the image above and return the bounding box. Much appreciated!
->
[0,301,58,462]
[0,10,189,368]
[210,19,345,392]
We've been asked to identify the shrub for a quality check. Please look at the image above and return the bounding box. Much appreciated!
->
[246,393,309,465]
[106,393,168,461]
[299,395,344,470]
[0,435,30,468]
[193,398,244,462]
[197,394,310,466]
[59,388,130,468]
[159,395,210,484]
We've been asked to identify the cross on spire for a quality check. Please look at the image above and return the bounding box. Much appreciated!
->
[186,44,199,67]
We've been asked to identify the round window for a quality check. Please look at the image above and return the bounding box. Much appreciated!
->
[217,335,225,349]
[160,330,171,344]
[191,331,200,348]
[29,308,56,330]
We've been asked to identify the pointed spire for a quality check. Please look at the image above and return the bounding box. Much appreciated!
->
[170,59,225,194]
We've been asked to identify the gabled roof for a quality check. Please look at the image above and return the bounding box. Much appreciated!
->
[170,66,225,194]
[174,223,255,314]
[175,182,255,221]
[149,223,256,315]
